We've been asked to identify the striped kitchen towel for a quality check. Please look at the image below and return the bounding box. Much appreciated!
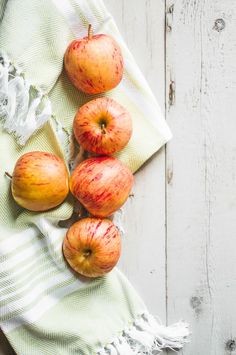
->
[0,0,189,354]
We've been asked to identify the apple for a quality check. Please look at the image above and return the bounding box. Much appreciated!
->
[63,217,121,278]
[70,156,133,217]
[64,24,124,94]
[73,97,132,155]
[10,151,69,211]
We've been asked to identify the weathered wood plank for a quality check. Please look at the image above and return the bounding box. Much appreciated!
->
[105,0,167,319]
[166,0,236,354]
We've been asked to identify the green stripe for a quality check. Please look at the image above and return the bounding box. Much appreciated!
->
[0,276,77,322]
[5,270,146,355]
[0,253,64,297]
[0,0,7,22]
[0,233,46,263]
[0,245,55,283]
[0,265,68,308]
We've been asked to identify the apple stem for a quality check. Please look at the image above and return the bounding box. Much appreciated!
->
[5,172,12,179]
[101,123,106,134]
[88,24,93,40]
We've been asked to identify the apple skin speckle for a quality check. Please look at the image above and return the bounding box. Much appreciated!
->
[73,97,132,155]
[11,151,69,211]
[70,156,133,218]
[64,31,124,94]
[63,218,121,278]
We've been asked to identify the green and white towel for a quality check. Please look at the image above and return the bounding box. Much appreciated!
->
[0,0,190,354]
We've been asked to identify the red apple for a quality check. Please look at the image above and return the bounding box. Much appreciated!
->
[10,151,69,211]
[64,25,124,94]
[70,156,133,217]
[63,218,121,277]
[73,97,132,155]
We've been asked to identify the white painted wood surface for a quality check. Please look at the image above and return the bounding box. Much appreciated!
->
[166,1,236,354]
[1,1,236,354]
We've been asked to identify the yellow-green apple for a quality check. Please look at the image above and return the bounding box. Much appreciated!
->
[73,97,132,155]
[63,217,121,277]
[64,24,124,94]
[10,151,69,211]
[70,156,133,217]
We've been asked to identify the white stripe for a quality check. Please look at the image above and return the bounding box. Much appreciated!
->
[73,0,112,34]
[120,78,172,140]
[0,217,65,276]
[0,256,62,297]
[87,0,108,17]
[73,0,98,27]
[0,247,55,285]
[34,217,67,269]
[0,226,37,255]
[0,218,67,296]
[1,279,84,333]
[0,230,62,273]
[0,218,68,325]
[121,58,170,131]
[51,0,85,37]
[52,0,111,39]
[0,268,79,318]
[73,0,112,37]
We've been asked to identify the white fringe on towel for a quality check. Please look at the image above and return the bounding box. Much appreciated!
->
[0,52,52,145]
[97,313,190,354]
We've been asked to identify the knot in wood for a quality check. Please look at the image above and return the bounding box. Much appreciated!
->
[226,339,236,352]
[213,18,225,32]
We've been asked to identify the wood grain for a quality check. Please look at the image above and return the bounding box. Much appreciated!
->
[105,0,167,320]
[166,0,236,354]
